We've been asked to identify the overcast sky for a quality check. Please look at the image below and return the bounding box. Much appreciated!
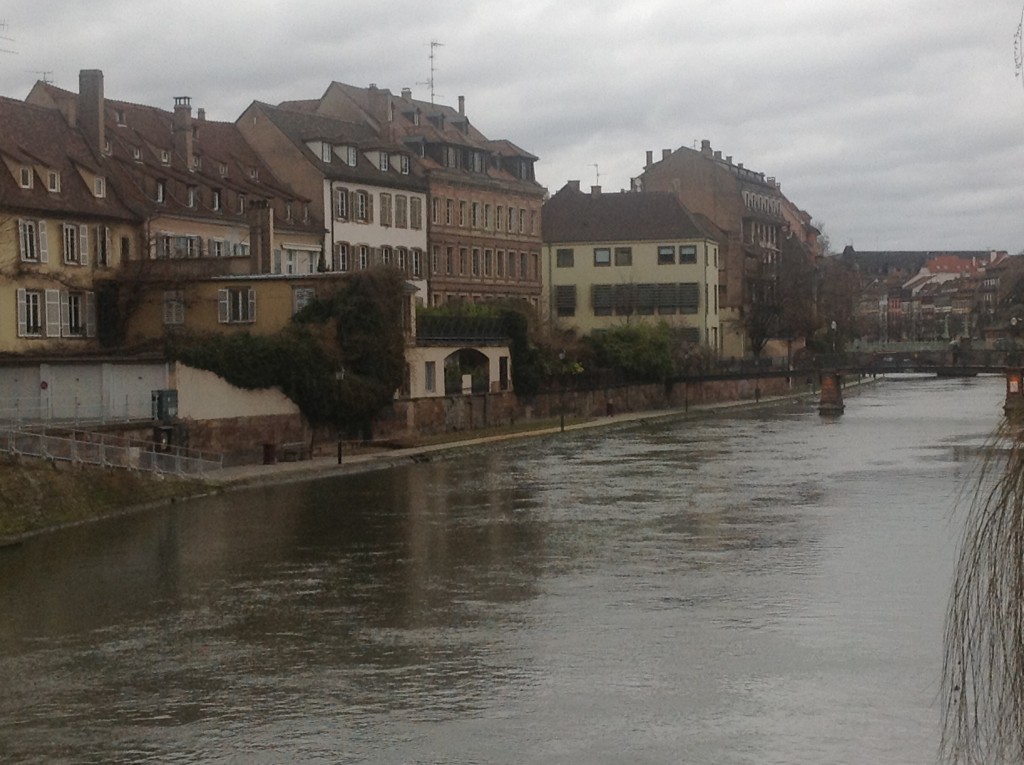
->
[2,0,1023,252]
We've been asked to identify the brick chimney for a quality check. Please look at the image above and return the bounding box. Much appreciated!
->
[591,185,602,197]
[700,139,712,156]
[645,150,653,167]
[401,87,412,100]
[662,148,671,161]
[78,69,105,155]
[567,179,581,192]
[173,96,194,169]
[458,95,465,115]
[248,199,275,274]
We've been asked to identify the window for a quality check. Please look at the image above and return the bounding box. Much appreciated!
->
[358,245,369,270]
[381,246,392,266]
[395,195,408,228]
[656,283,678,314]
[218,287,256,324]
[62,223,88,265]
[396,247,407,271]
[679,245,698,264]
[161,150,171,165]
[507,206,515,232]
[212,189,221,211]
[497,206,504,231]
[293,287,316,315]
[17,289,44,336]
[380,193,393,226]
[484,204,492,230]
[61,291,94,337]
[425,361,436,393]
[335,188,348,219]
[94,177,106,198]
[484,248,493,277]
[400,155,410,174]
[186,186,197,208]
[555,285,577,317]
[459,201,467,227]
[249,167,259,181]
[155,180,166,203]
[556,248,574,268]
[636,284,656,315]
[520,252,528,280]
[355,191,369,222]
[459,247,468,274]
[445,199,454,225]
[507,251,516,278]
[47,171,60,192]
[412,248,423,277]
[19,167,32,188]
[132,147,142,162]
[219,163,228,176]
[593,247,611,267]
[679,282,700,313]
[209,239,225,258]
[115,109,126,125]
[592,284,613,316]
[321,143,332,162]
[345,147,357,166]
[471,202,481,228]
[379,152,389,172]
[233,242,250,257]
[431,246,440,274]
[519,209,526,233]
[238,193,246,214]
[496,250,505,277]
[335,243,350,272]
[163,290,185,325]
[446,247,453,275]
[472,248,481,276]
[614,247,632,266]
[614,284,635,316]
[657,245,675,265]
[410,197,422,229]
[95,226,111,266]
[17,219,46,263]
[432,197,440,224]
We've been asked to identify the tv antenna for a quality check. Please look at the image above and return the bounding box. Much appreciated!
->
[417,40,443,104]
[28,70,53,83]
[591,163,601,187]
[0,21,17,55]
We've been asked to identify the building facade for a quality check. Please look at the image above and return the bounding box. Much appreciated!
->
[542,182,720,347]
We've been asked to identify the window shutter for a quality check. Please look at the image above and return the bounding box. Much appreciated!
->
[16,288,27,337]
[45,289,61,337]
[367,193,374,223]
[217,288,229,323]
[59,290,71,336]
[17,220,26,259]
[79,225,89,265]
[247,288,256,322]
[105,227,112,266]
[38,222,48,263]
[85,291,96,337]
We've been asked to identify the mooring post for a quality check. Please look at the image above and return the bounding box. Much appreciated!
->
[818,371,845,416]
[1004,368,1024,418]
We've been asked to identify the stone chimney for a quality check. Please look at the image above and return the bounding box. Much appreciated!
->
[591,185,602,197]
[700,139,712,156]
[367,84,390,124]
[662,148,671,161]
[714,150,722,160]
[78,69,105,155]
[401,87,412,100]
[248,199,275,274]
[645,150,653,167]
[197,107,206,121]
[458,95,465,115]
[567,179,581,192]
[173,96,194,169]
[726,155,732,165]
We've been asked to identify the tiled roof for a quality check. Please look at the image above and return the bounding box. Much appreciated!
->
[542,183,712,244]
[0,96,137,221]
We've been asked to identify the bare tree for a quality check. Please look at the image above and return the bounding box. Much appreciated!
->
[942,419,1024,763]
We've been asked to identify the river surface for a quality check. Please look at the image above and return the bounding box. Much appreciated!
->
[0,376,1005,764]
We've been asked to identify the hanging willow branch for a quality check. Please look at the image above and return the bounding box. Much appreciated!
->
[942,418,1024,764]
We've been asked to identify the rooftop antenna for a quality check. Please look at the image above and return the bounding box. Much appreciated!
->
[591,163,601,187]
[0,21,17,55]
[417,39,444,104]
[28,70,52,83]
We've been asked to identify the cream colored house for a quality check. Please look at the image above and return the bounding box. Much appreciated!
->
[542,182,721,351]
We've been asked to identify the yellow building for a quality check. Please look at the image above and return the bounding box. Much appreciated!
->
[541,182,721,351]
[0,96,140,354]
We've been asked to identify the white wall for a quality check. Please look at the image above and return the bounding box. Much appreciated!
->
[171,363,299,420]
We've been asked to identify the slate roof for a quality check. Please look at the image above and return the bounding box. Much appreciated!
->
[840,247,1000,277]
[542,183,713,244]
[0,96,137,222]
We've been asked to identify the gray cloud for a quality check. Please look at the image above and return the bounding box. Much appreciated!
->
[2,0,1023,250]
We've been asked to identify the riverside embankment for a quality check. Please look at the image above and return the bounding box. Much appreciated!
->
[0,376,870,543]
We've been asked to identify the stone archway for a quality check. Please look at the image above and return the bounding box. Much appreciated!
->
[443,348,491,394]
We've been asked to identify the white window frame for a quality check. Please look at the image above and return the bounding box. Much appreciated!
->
[217,287,256,324]
[163,290,185,325]
[18,219,47,263]
[47,171,60,192]
[379,152,389,172]
[19,166,32,189]
[293,286,316,315]
[321,143,332,162]
[62,223,89,265]
[95,225,112,267]
[94,177,106,198]
[335,242,349,272]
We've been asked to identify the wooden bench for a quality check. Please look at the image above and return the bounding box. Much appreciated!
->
[280,441,311,461]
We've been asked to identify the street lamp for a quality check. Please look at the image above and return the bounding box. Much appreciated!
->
[830,320,838,355]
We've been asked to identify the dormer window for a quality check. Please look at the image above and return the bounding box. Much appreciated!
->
[249,167,259,181]
[193,156,202,170]
[379,152,389,172]
[94,177,106,198]
[321,143,332,162]
[47,171,60,192]
[160,150,170,165]
[285,202,293,221]
[347,146,357,166]
[400,155,410,174]
[18,167,32,189]
[238,193,246,214]
[187,186,197,208]
[103,139,111,155]
[219,163,228,177]
[132,147,142,162]
[115,109,126,125]
[303,204,310,222]
[212,189,221,211]
[156,180,166,203]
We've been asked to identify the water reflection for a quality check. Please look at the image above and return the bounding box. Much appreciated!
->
[0,375,1005,764]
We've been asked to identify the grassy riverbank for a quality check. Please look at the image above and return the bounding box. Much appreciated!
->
[0,455,209,543]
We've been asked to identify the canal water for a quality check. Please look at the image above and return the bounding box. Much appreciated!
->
[0,376,1004,764]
